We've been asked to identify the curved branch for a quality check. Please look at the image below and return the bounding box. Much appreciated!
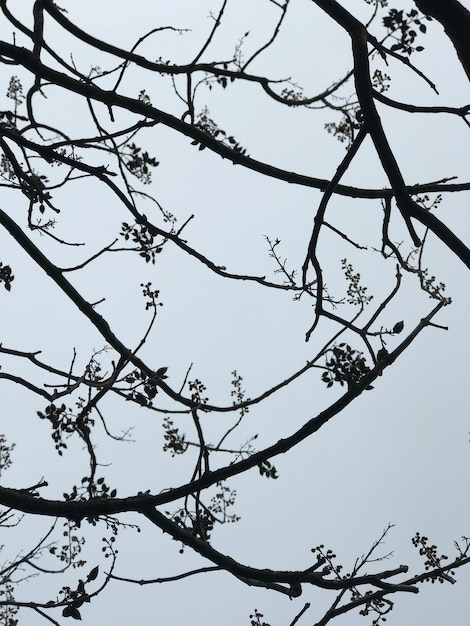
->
[0,299,445,519]
[2,42,469,205]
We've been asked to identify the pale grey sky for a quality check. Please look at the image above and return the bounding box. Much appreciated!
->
[0,1,469,625]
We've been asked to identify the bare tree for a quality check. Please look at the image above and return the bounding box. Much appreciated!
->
[0,0,469,624]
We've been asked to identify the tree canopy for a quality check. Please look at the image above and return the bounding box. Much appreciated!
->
[0,1,469,624]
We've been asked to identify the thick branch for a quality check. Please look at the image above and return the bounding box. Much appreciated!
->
[142,507,414,596]
[312,0,470,268]
[0,300,445,519]
[414,0,470,81]
[1,41,469,206]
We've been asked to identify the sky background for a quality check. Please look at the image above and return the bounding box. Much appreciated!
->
[0,1,469,625]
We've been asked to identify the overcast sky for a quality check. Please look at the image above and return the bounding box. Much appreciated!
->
[1,1,470,625]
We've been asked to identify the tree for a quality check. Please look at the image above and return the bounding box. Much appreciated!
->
[0,0,469,624]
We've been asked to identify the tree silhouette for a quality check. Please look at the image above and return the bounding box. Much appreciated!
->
[0,1,469,624]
